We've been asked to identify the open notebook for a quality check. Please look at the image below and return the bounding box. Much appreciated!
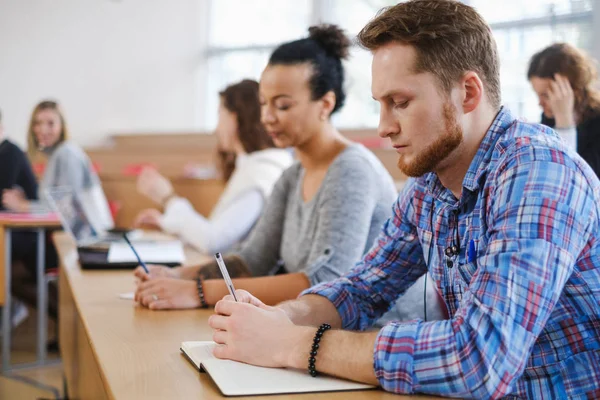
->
[181,341,375,397]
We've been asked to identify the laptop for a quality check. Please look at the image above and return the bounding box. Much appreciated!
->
[45,186,184,269]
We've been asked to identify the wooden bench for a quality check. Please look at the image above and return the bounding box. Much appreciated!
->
[31,129,405,228]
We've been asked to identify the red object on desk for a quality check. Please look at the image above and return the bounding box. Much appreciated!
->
[122,163,157,176]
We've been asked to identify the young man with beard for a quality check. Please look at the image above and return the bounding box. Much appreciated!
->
[206,1,600,398]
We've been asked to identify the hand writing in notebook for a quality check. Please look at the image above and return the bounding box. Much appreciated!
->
[220,289,267,308]
[209,290,307,368]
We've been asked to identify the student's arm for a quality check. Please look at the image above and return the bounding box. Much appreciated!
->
[135,267,309,309]
[299,179,428,330]
[0,144,37,211]
[210,152,598,397]
[300,155,389,285]
[167,170,289,280]
[228,170,291,276]
[26,144,88,212]
[16,150,38,200]
[160,189,264,254]
[210,300,380,385]
[202,273,310,305]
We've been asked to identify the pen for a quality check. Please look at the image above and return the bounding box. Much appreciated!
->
[123,234,150,274]
[214,253,238,302]
[468,239,476,264]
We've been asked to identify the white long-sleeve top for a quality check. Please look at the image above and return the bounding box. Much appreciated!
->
[159,148,293,254]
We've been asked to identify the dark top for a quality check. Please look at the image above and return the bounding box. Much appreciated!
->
[0,139,38,210]
[541,113,600,179]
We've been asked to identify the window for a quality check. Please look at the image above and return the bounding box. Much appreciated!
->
[203,0,596,129]
[469,0,593,121]
[202,0,398,130]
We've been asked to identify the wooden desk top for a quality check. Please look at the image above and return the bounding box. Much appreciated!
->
[54,232,438,399]
[0,212,61,228]
[0,212,62,305]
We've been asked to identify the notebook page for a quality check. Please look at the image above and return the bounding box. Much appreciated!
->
[201,354,373,396]
[181,341,217,368]
[181,341,374,396]
[107,240,185,263]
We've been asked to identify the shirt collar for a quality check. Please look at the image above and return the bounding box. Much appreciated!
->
[462,106,515,192]
[426,106,516,201]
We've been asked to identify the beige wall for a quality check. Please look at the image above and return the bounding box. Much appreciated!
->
[0,0,209,148]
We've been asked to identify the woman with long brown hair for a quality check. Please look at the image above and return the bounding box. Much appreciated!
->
[132,25,405,317]
[133,79,293,254]
[528,43,600,178]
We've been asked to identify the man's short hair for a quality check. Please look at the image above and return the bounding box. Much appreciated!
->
[358,0,501,108]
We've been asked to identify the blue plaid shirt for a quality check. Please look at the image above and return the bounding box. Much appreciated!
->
[304,108,600,398]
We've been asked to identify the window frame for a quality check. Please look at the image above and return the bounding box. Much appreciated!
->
[202,0,600,129]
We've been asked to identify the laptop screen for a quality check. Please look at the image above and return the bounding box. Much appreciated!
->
[45,187,98,244]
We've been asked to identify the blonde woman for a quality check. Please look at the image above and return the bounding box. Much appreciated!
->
[2,100,113,231]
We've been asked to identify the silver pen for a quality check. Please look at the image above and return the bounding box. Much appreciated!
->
[214,253,238,302]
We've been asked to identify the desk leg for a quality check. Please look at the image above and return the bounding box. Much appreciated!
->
[36,228,47,363]
[2,228,12,371]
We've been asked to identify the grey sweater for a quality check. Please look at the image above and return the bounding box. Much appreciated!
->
[234,143,397,285]
[33,141,114,231]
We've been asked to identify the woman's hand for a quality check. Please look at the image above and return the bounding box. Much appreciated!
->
[137,167,174,205]
[548,74,576,128]
[135,277,200,310]
[133,208,163,229]
[133,264,182,282]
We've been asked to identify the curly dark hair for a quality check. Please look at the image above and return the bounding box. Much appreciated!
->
[268,24,351,115]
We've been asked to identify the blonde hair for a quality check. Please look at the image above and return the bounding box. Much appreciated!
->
[27,100,69,159]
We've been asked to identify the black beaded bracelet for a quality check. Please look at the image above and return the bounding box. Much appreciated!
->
[308,323,331,377]
[196,275,208,308]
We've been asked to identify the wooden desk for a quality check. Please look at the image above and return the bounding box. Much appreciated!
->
[56,232,437,399]
[0,213,62,371]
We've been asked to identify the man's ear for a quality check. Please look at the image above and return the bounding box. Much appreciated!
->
[461,71,484,114]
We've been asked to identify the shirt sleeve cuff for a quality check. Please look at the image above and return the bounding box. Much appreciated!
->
[300,280,361,329]
[373,321,419,394]
[159,197,188,233]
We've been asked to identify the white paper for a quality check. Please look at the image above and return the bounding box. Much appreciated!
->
[181,341,374,396]
[119,292,135,300]
[107,240,185,263]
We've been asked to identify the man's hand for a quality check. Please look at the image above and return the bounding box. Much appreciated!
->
[548,74,576,128]
[209,297,313,368]
[135,277,200,310]
[220,289,269,308]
